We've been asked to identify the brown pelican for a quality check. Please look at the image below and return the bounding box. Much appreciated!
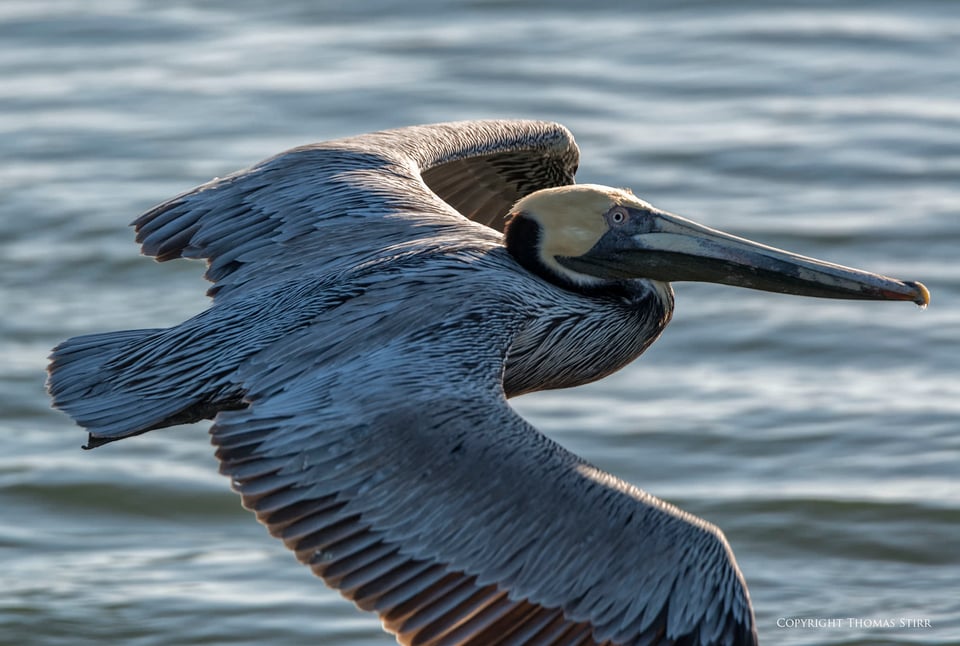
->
[46,120,928,646]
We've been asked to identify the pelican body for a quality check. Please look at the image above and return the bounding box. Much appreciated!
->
[46,121,928,646]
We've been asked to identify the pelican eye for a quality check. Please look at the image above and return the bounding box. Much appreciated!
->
[608,207,629,226]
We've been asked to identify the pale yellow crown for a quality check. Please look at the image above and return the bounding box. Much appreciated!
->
[512,184,650,283]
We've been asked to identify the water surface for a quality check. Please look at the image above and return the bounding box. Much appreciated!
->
[2,1,958,644]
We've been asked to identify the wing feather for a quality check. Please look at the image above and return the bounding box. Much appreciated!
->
[132,120,579,300]
[209,315,756,645]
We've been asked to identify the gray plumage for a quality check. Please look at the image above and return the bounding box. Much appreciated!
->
[48,120,758,645]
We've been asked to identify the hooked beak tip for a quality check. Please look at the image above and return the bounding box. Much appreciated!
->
[901,281,931,308]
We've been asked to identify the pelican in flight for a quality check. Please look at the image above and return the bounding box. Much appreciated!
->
[47,120,928,646]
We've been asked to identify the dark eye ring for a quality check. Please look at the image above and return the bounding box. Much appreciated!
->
[610,208,627,225]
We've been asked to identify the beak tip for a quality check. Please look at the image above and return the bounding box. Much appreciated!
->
[906,281,931,308]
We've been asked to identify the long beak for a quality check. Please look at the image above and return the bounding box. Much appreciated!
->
[564,208,930,306]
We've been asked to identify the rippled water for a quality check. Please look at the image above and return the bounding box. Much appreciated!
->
[2,1,958,644]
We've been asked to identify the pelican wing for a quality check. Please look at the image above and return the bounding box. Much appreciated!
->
[212,285,756,646]
[132,120,579,300]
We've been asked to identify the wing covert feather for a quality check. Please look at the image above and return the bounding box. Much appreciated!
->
[133,120,578,300]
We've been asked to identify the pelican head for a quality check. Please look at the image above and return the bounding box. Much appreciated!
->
[505,184,930,305]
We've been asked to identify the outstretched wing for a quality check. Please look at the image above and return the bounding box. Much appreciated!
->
[132,120,579,300]
[211,283,757,646]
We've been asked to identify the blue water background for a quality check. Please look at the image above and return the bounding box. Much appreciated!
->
[1,1,958,644]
